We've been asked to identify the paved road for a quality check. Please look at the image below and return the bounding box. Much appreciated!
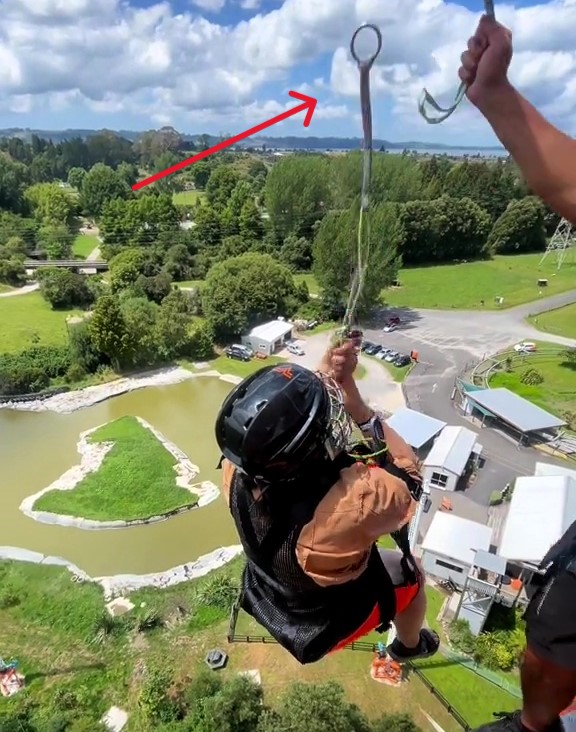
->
[0,283,40,298]
[285,331,405,414]
[362,289,576,505]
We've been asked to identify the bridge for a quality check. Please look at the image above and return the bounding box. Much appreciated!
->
[23,260,109,272]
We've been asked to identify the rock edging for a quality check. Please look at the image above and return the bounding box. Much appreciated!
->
[0,544,244,600]
[0,366,241,414]
[20,416,220,529]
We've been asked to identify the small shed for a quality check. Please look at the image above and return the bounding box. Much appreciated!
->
[242,319,293,356]
[422,425,480,492]
[386,408,446,455]
[498,475,576,565]
[421,512,493,587]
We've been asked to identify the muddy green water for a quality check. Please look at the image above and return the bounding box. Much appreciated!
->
[0,378,239,577]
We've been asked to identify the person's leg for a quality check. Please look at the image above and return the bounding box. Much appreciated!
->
[378,549,440,660]
[473,562,576,732]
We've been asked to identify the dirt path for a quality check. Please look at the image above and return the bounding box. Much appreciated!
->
[293,330,405,414]
[0,283,39,298]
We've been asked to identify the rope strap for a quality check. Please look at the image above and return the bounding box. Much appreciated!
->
[419,1,496,124]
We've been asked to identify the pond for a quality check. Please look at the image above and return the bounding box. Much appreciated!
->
[0,377,239,577]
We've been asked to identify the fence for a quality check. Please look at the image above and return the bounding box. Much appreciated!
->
[228,633,472,729]
[440,644,521,699]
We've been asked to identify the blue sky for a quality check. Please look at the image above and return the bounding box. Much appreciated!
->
[0,0,572,147]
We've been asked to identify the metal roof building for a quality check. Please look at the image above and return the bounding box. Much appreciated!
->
[421,512,493,566]
[422,425,480,491]
[242,319,293,356]
[499,475,576,564]
[386,407,446,450]
[463,388,565,434]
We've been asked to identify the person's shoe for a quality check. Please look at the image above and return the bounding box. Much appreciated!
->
[386,628,440,663]
[472,711,564,732]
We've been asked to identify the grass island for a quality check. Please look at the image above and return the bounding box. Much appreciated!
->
[30,415,203,523]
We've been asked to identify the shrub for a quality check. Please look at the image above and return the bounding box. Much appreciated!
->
[520,368,543,386]
[0,346,72,395]
[449,619,476,655]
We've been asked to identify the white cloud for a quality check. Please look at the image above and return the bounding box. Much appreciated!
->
[190,0,226,12]
[0,0,575,140]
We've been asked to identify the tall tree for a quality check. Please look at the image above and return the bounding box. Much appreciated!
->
[265,155,331,240]
[202,252,298,338]
[24,182,75,225]
[205,166,241,209]
[80,163,132,218]
[313,201,402,315]
[487,196,547,254]
[87,295,132,370]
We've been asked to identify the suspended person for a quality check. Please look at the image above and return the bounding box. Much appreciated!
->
[214,338,440,665]
[458,13,576,224]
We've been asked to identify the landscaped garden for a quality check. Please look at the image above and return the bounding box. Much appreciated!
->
[32,416,200,522]
[489,343,576,422]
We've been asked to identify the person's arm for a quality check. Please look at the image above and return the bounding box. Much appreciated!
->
[475,83,576,223]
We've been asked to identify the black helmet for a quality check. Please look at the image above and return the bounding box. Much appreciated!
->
[215,363,352,483]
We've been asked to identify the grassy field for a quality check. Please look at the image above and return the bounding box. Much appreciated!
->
[385,254,576,310]
[529,302,576,340]
[0,557,243,730]
[233,584,518,729]
[33,416,199,522]
[72,233,100,259]
[294,272,320,296]
[172,190,205,206]
[0,292,81,353]
[490,343,576,417]
[291,255,576,311]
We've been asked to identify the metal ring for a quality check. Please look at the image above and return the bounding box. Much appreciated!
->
[350,23,383,67]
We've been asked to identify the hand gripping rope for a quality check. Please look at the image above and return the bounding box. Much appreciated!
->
[333,23,383,347]
[419,0,496,124]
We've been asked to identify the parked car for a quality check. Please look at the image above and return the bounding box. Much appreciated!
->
[382,323,398,333]
[394,354,411,367]
[364,344,380,355]
[514,341,537,353]
[286,343,305,356]
[384,351,399,362]
[376,348,392,360]
[361,341,375,352]
[224,345,251,362]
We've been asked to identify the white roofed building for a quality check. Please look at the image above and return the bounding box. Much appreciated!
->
[241,319,293,356]
[386,407,446,456]
[422,425,481,492]
[499,474,576,566]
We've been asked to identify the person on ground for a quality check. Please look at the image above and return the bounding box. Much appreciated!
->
[473,520,576,732]
[214,338,440,665]
[458,14,576,224]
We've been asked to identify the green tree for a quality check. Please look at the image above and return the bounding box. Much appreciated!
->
[24,182,75,225]
[371,713,421,732]
[399,195,491,264]
[260,681,371,732]
[313,202,402,315]
[37,223,74,259]
[108,247,160,293]
[120,296,160,366]
[191,676,264,732]
[239,199,264,241]
[0,256,26,286]
[205,166,240,209]
[279,234,312,271]
[202,252,298,338]
[163,243,194,281]
[80,163,132,218]
[487,196,547,254]
[0,153,28,212]
[37,267,94,309]
[194,204,222,248]
[87,295,131,369]
[117,162,139,187]
[191,161,211,189]
[67,167,87,190]
[265,156,331,239]
[155,287,193,359]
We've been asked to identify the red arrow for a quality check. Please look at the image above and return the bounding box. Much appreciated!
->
[132,91,317,191]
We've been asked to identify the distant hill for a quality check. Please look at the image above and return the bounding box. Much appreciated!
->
[0,127,504,152]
